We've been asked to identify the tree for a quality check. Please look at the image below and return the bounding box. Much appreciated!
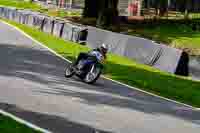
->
[96,0,119,28]
[183,0,190,19]
[176,0,190,19]
[83,0,119,28]
[83,0,99,18]
[159,0,168,16]
[154,0,168,17]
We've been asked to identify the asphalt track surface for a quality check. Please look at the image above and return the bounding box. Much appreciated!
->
[0,21,200,133]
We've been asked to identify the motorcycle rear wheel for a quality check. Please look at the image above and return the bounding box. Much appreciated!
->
[65,64,75,78]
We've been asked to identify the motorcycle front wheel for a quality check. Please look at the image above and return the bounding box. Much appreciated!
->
[83,66,102,84]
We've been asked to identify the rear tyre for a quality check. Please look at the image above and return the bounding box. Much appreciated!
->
[65,64,75,78]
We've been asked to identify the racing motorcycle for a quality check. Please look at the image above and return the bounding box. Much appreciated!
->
[65,51,104,84]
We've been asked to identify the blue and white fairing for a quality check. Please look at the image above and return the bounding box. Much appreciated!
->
[89,51,104,62]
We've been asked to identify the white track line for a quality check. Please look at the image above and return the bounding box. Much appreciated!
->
[0,109,51,133]
[1,20,200,112]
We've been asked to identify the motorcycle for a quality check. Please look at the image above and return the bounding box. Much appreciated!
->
[65,51,104,84]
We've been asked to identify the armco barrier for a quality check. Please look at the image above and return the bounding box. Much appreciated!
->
[2,7,8,19]
[24,11,33,25]
[8,8,17,21]
[1,7,7,18]
[62,22,86,43]
[0,7,16,20]
[153,44,182,73]
[86,26,185,74]
[4,8,17,21]
[52,19,65,37]
[32,14,46,29]
[72,25,88,43]
[125,36,163,65]
[27,13,35,26]
[0,7,3,17]
[18,10,31,24]
[86,26,109,48]
[78,28,88,44]
[13,11,21,23]
[8,8,15,20]
[87,26,162,65]
[1,7,8,19]
[61,22,74,41]
[42,17,54,34]
[18,10,26,24]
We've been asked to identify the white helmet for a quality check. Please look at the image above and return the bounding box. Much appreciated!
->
[100,43,108,54]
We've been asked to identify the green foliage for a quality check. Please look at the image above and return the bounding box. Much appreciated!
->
[84,0,118,26]
[0,114,41,133]
[0,0,42,11]
[128,20,200,55]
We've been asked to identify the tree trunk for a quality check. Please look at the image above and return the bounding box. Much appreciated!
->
[83,0,119,28]
[96,0,119,28]
[82,0,99,18]
[159,0,168,16]
[184,0,190,19]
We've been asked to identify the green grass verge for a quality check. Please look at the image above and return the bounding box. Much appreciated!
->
[47,9,81,18]
[0,0,42,11]
[0,114,40,133]
[1,18,200,108]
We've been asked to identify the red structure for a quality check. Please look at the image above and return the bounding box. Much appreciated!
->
[59,0,65,7]
[128,0,142,16]
[128,2,138,15]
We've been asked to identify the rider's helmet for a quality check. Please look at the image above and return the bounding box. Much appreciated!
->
[99,43,108,55]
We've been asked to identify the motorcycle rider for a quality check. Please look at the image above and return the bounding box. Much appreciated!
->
[73,43,108,67]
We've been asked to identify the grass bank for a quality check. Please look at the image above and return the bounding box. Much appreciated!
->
[127,22,200,55]
[1,18,200,108]
[0,114,40,133]
[0,0,42,11]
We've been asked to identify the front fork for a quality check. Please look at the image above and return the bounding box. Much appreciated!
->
[90,65,95,73]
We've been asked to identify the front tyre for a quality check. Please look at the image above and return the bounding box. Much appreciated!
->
[83,67,102,84]
[65,64,75,78]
